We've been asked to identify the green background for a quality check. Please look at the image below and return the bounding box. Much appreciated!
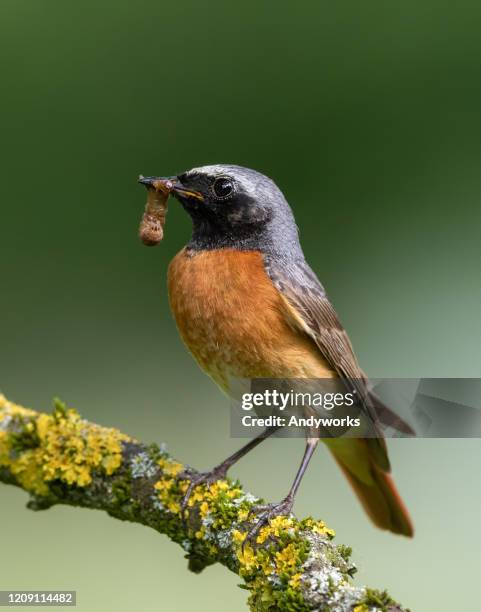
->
[1,1,481,610]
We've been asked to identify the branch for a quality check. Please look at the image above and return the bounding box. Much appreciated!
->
[0,394,406,612]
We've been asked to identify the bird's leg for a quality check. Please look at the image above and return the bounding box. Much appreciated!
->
[243,438,319,547]
[181,426,280,516]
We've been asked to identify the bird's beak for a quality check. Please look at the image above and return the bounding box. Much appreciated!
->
[138,175,204,202]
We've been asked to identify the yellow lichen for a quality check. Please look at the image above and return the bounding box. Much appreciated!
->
[187,488,205,506]
[154,458,189,514]
[232,529,247,544]
[9,449,48,496]
[302,517,336,538]
[199,501,210,517]
[0,432,10,466]
[237,543,259,572]
[159,458,183,477]
[288,572,302,588]
[257,515,295,544]
[0,395,36,419]
[167,500,181,514]
[232,512,327,607]
[238,508,249,521]
[0,395,129,495]
[275,543,300,573]
[153,470,246,529]
[154,479,174,492]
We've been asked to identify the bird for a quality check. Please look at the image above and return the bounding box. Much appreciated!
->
[139,164,414,538]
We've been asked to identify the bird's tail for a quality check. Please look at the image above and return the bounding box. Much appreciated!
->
[329,440,414,537]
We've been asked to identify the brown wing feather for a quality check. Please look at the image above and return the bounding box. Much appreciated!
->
[264,256,390,471]
[265,258,363,380]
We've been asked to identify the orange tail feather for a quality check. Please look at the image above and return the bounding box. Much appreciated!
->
[333,451,414,537]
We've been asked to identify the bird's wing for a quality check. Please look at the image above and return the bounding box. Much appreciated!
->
[264,255,394,468]
[264,256,367,389]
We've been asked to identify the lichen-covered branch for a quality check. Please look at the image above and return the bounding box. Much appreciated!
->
[0,394,406,611]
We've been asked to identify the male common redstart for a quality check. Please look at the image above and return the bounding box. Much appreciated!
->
[139,165,413,538]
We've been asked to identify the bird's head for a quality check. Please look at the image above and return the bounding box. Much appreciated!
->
[139,164,301,255]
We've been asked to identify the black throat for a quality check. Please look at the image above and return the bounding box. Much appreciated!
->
[186,211,304,259]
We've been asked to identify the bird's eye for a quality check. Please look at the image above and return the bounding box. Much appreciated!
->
[212,177,234,200]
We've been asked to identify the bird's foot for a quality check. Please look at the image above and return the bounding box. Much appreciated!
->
[180,465,229,520]
[242,496,294,549]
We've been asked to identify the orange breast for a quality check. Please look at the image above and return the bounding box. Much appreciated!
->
[168,248,335,391]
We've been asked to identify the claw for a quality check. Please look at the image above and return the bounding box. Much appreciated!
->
[246,503,265,520]
[180,467,228,525]
[242,497,294,551]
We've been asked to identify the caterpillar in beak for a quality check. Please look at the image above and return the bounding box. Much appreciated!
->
[138,177,173,246]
